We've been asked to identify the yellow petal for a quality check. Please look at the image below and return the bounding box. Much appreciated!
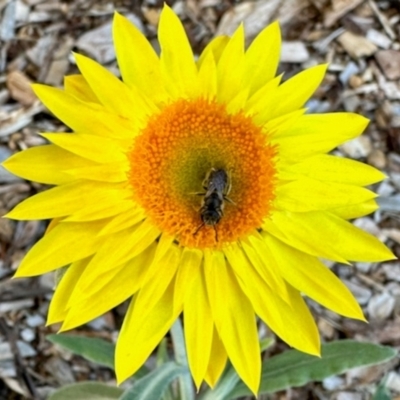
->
[217,24,245,105]
[64,199,133,222]
[283,155,386,186]
[250,64,328,124]
[238,235,289,303]
[79,219,160,287]
[130,245,181,322]
[74,52,153,118]
[139,233,177,286]
[197,50,217,100]
[41,133,129,164]
[65,162,129,183]
[244,75,282,118]
[67,243,156,308]
[264,210,396,262]
[158,5,198,98]
[32,85,138,139]
[113,12,166,103]
[115,281,180,383]
[1,145,91,185]
[266,235,365,320]
[329,199,378,219]
[6,181,130,220]
[47,258,90,324]
[274,178,377,212]
[204,250,261,395]
[14,220,105,277]
[98,208,145,235]
[61,244,157,330]
[204,326,227,388]
[45,218,61,234]
[198,36,229,68]
[263,108,305,136]
[273,113,369,163]
[184,266,213,389]
[245,21,281,95]
[64,75,99,103]
[226,87,249,114]
[173,248,203,313]
[227,251,320,355]
[274,283,321,356]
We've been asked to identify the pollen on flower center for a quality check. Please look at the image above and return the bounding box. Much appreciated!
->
[128,98,277,248]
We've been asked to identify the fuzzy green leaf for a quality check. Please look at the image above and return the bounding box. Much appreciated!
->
[120,362,187,400]
[228,340,396,398]
[199,337,275,400]
[48,382,123,400]
[170,319,195,400]
[47,334,115,369]
[199,367,240,400]
[372,383,392,400]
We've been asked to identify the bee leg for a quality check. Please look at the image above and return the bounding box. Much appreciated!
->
[224,195,236,205]
[193,221,205,236]
[225,170,233,195]
[202,167,216,189]
[213,225,219,242]
[189,192,206,196]
[225,181,232,196]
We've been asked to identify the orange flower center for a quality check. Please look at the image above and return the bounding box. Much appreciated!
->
[128,98,277,249]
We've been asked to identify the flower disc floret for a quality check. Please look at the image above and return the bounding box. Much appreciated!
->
[128,98,277,248]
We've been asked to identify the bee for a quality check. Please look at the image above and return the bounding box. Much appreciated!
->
[193,168,234,241]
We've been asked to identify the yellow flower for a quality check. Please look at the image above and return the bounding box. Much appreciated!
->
[2,5,395,394]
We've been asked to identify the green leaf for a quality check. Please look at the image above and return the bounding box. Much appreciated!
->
[157,338,170,365]
[200,338,275,400]
[373,382,392,400]
[198,366,240,400]
[260,337,275,352]
[170,319,195,400]
[48,382,123,400]
[228,340,397,398]
[119,362,187,400]
[54,266,68,286]
[156,339,174,400]
[47,334,115,369]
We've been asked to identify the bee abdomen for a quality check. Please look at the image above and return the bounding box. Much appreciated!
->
[200,192,223,225]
